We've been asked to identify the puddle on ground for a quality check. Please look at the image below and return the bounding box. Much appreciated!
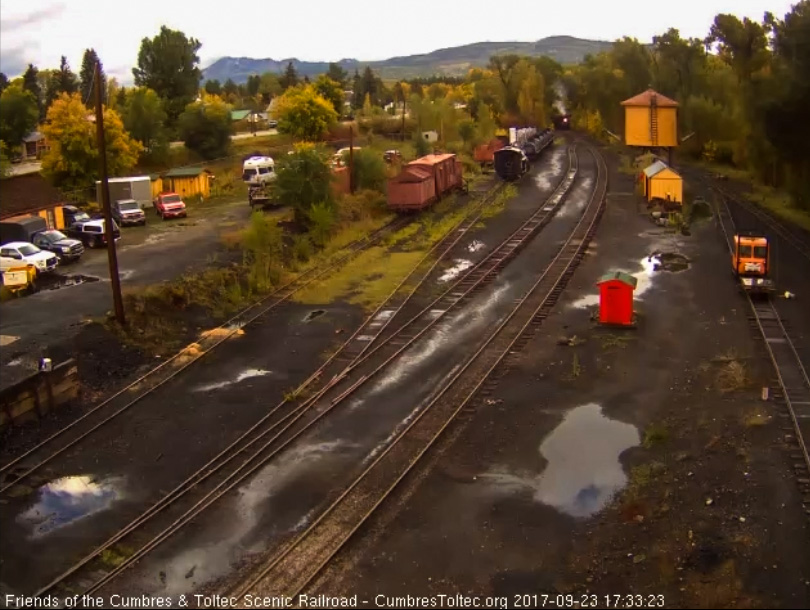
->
[438,259,473,283]
[16,475,122,538]
[570,252,690,309]
[467,240,485,253]
[193,368,271,392]
[533,148,564,190]
[143,234,168,246]
[6,358,23,366]
[44,274,101,291]
[369,309,395,327]
[480,404,639,518]
[303,309,326,322]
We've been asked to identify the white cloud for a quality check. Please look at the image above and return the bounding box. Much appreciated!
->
[0,0,797,83]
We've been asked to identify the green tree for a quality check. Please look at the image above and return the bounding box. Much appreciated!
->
[351,69,362,109]
[223,78,239,97]
[204,79,222,95]
[258,72,281,104]
[458,118,477,148]
[280,61,299,90]
[22,64,42,118]
[123,87,169,162]
[41,92,143,189]
[246,74,261,97]
[0,141,12,179]
[0,73,8,95]
[275,85,338,141]
[275,143,333,223]
[306,201,336,246]
[178,94,233,160]
[106,77,121,111]
[326,63,348,88]
[0,84,40,147]
[313,75,344,115]
[347,148,387,193]
[56,56,79,95]
[80,49,106,110]
[132,26,202,123]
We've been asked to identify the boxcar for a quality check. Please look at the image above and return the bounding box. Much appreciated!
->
[387,167,437,211]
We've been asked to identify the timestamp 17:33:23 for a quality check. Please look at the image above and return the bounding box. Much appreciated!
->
[512,594,666,608]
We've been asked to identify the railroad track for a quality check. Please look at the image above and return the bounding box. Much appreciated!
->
[35,147,578,599]
[713,191,810,516]
[230,144,608,602]
[711,183,810,263]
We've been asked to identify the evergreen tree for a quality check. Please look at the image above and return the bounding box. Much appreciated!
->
[280,61,299,90]
[22,64,42,117]
[80,49,106,109]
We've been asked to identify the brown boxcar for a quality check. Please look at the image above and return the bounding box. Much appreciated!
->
[387,167,436,211]
[473,139,505,165]
[407,154,463,200]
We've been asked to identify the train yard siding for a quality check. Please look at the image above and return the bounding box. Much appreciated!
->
[311,152,810,608]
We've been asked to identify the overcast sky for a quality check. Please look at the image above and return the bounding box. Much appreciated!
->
[0,0,797,84]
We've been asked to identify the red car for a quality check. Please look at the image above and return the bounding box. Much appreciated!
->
[153,192,188,220]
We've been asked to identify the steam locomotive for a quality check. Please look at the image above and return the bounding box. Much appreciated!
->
[493,127,555,181]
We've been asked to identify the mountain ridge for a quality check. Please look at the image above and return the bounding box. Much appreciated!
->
[202,35,613,84]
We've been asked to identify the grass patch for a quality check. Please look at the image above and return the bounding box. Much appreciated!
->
[293,246,423,308]
[715,360,748,393]
[642,423,670,448]
[99,544,134,568]
[618,155,636,175]
[625,461,666,500]
[743,410,769,427]
[480,184,518,220]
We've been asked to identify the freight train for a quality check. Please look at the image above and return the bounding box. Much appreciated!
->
[493,127,555,181]
[552,113,572,130]
[387,153,465,212]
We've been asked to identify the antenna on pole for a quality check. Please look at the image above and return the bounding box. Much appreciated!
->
[94,60,126,326]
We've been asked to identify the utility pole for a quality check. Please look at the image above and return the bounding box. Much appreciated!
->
[401,89,406,142]
[348,124,355,194]
[94,60,126,326]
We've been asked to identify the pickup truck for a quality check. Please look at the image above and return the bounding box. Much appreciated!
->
[0,241,59,274]
[66,219,121,248]
[32,230,85,262]
[153,192,188,220]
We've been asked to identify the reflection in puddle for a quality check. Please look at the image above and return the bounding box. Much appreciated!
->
[571,252,689,309]
[534,148,564,190]
[480,404,639,518]
[17,476,121,537]
[193,368,271,392]
[438,259,473,283]
[467,240,485,253]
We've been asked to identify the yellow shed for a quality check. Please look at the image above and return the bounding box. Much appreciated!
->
[161,167,212,199]
[150,174,163,199]
[642,161,683,204]
[621,89,679,148]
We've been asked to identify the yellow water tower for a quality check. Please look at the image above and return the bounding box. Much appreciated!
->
[621,89,679,149]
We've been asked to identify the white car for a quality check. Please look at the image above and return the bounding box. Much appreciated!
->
[0,241,59,274]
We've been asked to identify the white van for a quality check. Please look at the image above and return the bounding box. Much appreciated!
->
[242,156,276,186]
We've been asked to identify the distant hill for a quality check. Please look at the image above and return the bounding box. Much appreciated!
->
[202,36,612,84]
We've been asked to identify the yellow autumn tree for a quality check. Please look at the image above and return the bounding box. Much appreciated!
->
[275,85,338,141]
[42,92,142,190]
[516,63,546,126]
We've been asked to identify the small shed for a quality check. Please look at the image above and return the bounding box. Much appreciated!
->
[21,131,49,160]
[597,272,637,327]
[161,167,213,199]
[642,161,683,205]
[621,89,679,148]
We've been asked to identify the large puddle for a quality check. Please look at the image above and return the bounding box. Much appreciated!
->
[481,404,639,517]
[570,252,690,309]
[193,368,271,392]
[438,259,474,283]
[17,476,122,538]
[534,148,565,190]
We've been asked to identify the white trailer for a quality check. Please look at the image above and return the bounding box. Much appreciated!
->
[96,176,152,209]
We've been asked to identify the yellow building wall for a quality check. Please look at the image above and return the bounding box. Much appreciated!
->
[36,206,65,230]
[648,170,683,203]
[150,178,163,199]
[624,106,678,147]
[167,175,211,199]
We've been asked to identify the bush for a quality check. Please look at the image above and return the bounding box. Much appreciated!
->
[276,143,334,224]
[338,189,387,223]
[347,148,387,194]
[242,211,284,292]
[414,134,431,157]
[358,116,416,138]
[307,201,337,246]
[291,234,314,262]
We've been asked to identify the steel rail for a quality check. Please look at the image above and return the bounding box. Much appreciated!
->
[70,147,579,598]
[231,145,608,602]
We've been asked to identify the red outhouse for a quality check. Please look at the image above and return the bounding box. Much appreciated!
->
[597,271,637,326]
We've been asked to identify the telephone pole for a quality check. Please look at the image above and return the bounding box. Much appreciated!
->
[348,125,355,194]
[94,60,126,326]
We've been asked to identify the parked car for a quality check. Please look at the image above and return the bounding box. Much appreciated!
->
[66,218,121,248]
[112,199,147,226]
[153,192,187,220]
[62,205,92,227]
[268,119,278,128]
[0,242,58,274]
[242,157,276,186]
[32,230,85,262]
